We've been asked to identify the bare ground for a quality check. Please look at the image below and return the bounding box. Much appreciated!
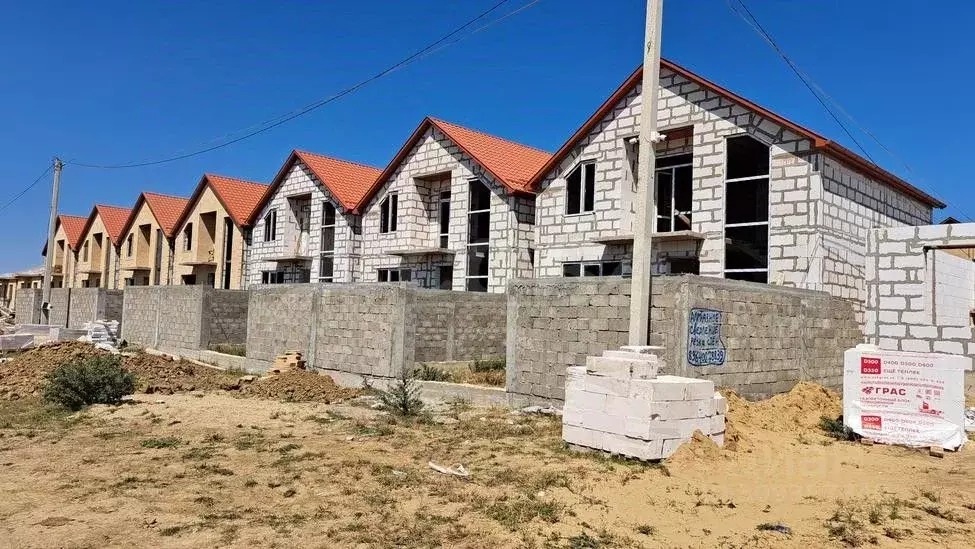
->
[1,386,973,549]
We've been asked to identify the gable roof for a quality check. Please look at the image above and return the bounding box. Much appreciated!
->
[119,192,191,241]
[175,174,269,230]
[78,204,133,247]
[528,59,944,209]
[358,117,552,212]
[58,215,88,250]
[253,150,381,223]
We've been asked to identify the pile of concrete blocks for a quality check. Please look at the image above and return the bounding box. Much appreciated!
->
[271,350,306,373]
[562,346,726,460]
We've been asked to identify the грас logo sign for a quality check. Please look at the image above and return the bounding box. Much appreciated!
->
[860,357,882,375]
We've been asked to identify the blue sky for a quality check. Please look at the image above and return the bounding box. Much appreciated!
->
[1,0,972,272]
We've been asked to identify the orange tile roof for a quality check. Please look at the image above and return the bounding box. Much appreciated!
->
[253,150,381,222]
[528,59,944,209]
[96,205,132,243]
[143,192,190,238]
[358,117,552,212]
[175,174,269,230]
[58,215,88,250]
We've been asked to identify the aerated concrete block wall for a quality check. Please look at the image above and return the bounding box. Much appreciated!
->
[123,286,248,351]
[506,275,861,402]
[865,224,975,358]
[14,288,42,325]
[414,290,506,362]
[246,284,318,362]
[48,288,70,327]
[68,288,124,329]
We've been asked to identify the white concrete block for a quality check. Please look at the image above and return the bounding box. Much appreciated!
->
[646,420,683,439]
[672,417,712,438]
[713,392,727,414]
[562,405,584,428]
[710,414,725,434]
[587,355,659,379]
[562,424,594,447]
[679,377,716,400]
[710,432,725,447]
[582,410,623,433]
[661,437,688,458]
[583,373,630,396]
[624,416,651,439]
[603,432,663,460]
[566,389,606,412]
[648,398,715,420]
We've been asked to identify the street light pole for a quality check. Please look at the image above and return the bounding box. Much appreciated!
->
[41,158,63,322]
[628,0,664,346]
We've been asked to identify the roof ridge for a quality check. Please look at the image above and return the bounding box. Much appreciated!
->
[295,150,383,173]
[143,191,189,200]
[205,173,267,187]
[429,117,551,155]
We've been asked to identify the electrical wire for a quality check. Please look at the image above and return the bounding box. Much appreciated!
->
[727,0,966,221]
[68,0,534,170]
[0,164,54,214]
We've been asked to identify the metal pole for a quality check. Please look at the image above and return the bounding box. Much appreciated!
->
[628,0,664,346]
[41,158,63,322]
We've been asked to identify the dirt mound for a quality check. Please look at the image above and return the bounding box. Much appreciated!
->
[0,342,243,399]
[124,353,243,394]
[665,430,723,468]
[723,381,840,449]
[0,342,103,399]
[241,370,358,403]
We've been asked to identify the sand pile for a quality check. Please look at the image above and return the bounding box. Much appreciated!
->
[665,430,723,468]
[124,353,243,394]
[241,370,358,403]
[720,381,841,452]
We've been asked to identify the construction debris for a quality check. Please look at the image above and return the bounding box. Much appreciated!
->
[428,461,470,477]
[78,320,120,353]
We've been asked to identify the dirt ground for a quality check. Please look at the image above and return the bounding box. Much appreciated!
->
[1,375,973,549]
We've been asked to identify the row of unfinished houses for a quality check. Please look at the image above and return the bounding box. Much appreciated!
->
[13,59,948,319]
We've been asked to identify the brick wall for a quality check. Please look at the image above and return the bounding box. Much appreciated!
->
[48,288,70,327]
[507,275,861,402]
[414,290,506,362]
[246,284,318,362]
[865,224,975,357]
[14,289,42,324]
[203,290,249,345]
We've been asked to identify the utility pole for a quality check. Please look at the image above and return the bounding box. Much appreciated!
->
[628,0,664,346]
[41,157,63,322]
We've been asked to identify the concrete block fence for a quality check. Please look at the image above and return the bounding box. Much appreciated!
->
[506,275,862,402]
[122,286,247,352]
[14,288,42,325]
[16,287,124,330]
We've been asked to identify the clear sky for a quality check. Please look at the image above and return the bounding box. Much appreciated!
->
[1,0,972,272]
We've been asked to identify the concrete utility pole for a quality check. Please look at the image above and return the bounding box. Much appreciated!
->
[41,158,63,321]
[628,0,664,346]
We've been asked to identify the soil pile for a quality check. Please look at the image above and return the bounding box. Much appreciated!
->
[0,342,242,399]
[0,342,102,399]
[124,353,243,394]
[665,430,723,468]
[722,381,841,449]
[241,370,358,403]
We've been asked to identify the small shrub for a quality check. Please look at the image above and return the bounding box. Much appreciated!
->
[819,415,859,441]
[141,437,181,449]
[378,369,424,417]
[636,524,655,536]
[470,357,506,373]
[43,355,135,410]
[414,364,451,382]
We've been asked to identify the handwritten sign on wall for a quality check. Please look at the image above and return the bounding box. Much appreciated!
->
[687,308,726,367]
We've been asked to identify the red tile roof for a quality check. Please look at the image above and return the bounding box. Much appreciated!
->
[358,117,552,212]
[528,59,944,209]
[143,192,190,238]
[77,204,133,248]
[58,215,88,250]
[253,150,381,222]
[176,174,269,230]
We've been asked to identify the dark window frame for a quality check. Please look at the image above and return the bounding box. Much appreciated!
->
[723,135,771,282]
[565,161,596,215]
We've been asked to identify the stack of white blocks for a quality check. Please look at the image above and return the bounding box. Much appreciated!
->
[562,346,727,460]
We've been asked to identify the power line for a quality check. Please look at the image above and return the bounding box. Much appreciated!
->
[0,163,54,214]
[69,0,535,170]
[727,0,966,220]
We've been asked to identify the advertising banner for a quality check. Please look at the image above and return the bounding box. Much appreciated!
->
[843,344,972,450]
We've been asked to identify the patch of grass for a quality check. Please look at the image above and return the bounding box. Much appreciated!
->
[233,432,265,451]
[883,526,911,540]
[920,489,940,503]
[635,524,655,536]
[197,463,234,476]
[208,343,246,357]
[567,532,602,549]
[485,497,562,530]
[243,479,258,488]
[0,399,74,431]
[923,505,967,523]
[42,355,135,410]
[756,523,792,535]
[414,364,451,382]
[283,488,297,498]
[377,369,424,417]
[470,357,505,373]
[827,504,867,547]
[182,446,219,461]
[159,524,194,537]
[141,437,181,449]
[819,415,859,441]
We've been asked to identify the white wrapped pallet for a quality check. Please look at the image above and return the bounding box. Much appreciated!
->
[843,344,973,450]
